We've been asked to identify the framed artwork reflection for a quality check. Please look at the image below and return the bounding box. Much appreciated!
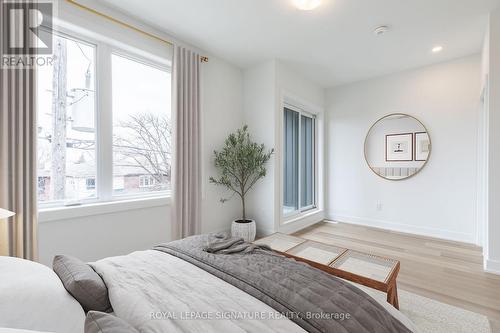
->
[385,133,413,162]
[415,132,430,161]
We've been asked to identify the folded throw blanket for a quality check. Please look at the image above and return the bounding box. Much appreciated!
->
[203,233,272,254]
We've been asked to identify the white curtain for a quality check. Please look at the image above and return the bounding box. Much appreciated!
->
[0,67,38,260]
[0,0,38,259]
[171,46,201,239]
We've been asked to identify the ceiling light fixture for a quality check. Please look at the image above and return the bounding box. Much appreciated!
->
[373,25,390,36]
[432,46,443,53]
[292,0,322,11]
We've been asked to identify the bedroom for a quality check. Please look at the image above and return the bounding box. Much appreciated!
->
[1,0,500,332]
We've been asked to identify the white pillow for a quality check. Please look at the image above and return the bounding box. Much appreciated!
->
[0,257,85,333]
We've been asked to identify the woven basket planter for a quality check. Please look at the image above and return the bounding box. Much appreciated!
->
[231,220,256,242]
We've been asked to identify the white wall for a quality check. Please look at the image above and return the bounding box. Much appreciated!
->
[201,57,244,234]
[39,200,171,265]
[478,18,490,261]
[326,55,481,243]
[242,60,326,236]
[38,2,244,266]
[484,8,500,273]
[276,62,325,109]
[54,0,172,63]
[242,61,277,236]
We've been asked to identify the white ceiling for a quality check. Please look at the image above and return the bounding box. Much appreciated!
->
[98,0,499,87]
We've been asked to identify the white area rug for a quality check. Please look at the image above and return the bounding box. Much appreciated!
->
[399,289,491,333]
[363,286,491,333]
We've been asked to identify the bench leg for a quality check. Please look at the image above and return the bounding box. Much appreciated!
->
[387,282,399,310]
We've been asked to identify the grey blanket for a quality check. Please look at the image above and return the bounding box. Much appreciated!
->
[203,233,272,254]
[154,234,412,333]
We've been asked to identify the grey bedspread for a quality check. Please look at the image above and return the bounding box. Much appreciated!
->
[154,234,412,333]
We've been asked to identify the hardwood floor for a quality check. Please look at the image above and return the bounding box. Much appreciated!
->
[294,221,500,326]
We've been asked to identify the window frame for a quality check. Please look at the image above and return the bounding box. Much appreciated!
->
[37,27,172,210]
[86,178,96,190]
[282,103,317,219]
[299,112,316,212]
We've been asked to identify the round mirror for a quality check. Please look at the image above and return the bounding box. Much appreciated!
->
[364,113,431,180]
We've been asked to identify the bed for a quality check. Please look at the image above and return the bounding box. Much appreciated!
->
[0,234,418,333]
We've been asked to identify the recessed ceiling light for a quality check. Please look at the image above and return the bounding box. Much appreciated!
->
[432,46,443,53]
[292,0,322,11]
[373,25,390,36]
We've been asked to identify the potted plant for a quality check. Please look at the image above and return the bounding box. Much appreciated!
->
[209,125,274,241]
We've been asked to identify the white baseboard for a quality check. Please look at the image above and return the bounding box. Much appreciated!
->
[485,258,500,275]
[327,213,476,244]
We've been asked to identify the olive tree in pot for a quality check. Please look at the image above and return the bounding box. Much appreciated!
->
[209,125,274,242]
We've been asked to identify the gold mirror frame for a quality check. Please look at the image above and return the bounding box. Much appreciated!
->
[364,113,432,181]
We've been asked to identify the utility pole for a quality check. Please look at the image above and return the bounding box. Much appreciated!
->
[51,37,67,200]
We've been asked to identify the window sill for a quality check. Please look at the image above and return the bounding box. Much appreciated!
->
[279,208,324,234]
[283,207,319,224]
[39,195,171,223]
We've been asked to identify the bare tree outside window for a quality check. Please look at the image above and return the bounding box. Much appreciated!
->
[113,113,172,189]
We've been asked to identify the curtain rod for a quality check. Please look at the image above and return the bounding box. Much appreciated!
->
[64,0,209,62]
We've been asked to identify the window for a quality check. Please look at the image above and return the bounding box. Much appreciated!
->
[37,30,171,208]
[112,54,171,196]
[283,108,299,214]
[86,178,96,190]
[301,115,314,208]
[37,33,97,204]
[38,177,48,197]
[139,175,156,188]
[283,107,316,216]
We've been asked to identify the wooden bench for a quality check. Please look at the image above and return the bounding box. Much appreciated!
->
[254,233,400,309]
